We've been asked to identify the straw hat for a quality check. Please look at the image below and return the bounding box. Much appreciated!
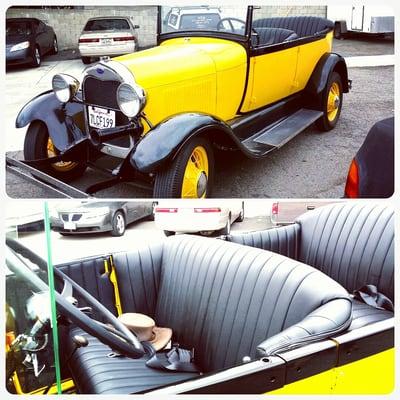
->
[118,313,172,352]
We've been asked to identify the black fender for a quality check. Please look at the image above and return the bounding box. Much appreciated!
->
[16,90,85,152]
[306,53,349,102]
[130,113,236,174]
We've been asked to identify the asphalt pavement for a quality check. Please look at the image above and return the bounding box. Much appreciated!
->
[5,38,394,199]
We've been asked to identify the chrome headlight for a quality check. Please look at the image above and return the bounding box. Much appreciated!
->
[52,74,80,103]
[10,41,30,52]
[116,82,146,118]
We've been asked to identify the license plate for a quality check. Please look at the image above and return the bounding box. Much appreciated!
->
[63,222,76,230]
[101,38,112,45]
[88,106,115,129]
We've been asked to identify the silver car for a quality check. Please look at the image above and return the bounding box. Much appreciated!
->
[50,201,153,236]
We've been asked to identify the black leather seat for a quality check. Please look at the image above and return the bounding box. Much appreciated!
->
[66,327,199,394]
[253,16,334,38]
[226,203,394,331]
[66,235,351,394]
[253,27,298,46]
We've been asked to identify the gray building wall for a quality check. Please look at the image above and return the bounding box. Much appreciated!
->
[256,5,326,18]
[7,6,327,51]
[6,6,158,50]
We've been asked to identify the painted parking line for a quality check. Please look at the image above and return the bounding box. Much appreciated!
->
[345,54,394,68]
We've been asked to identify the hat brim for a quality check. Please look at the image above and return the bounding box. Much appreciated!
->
[150,326,172,352]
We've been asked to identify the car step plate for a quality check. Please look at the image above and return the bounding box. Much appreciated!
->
[253,109,323,148]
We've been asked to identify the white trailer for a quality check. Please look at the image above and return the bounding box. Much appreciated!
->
[327,5,394,38]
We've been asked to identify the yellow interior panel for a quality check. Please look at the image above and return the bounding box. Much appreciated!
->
[269,348,394,394]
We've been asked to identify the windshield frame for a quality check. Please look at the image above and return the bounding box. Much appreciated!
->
[157,5,253,47]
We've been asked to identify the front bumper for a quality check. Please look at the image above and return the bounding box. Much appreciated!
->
[79,42,136,57]
[6,47,32,65]
[50,213,112,234]
[155,212,227,233]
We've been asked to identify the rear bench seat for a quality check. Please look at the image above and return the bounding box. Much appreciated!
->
[253,27,298,46]
[252,16,334,38]
[226,203,394,331]
[64,235,351,394]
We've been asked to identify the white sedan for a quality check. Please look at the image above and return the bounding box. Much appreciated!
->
[154,200,244,236]
[78,17,139,64]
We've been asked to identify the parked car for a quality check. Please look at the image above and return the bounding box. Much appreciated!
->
[50,201,153,236]
[78,17,139,64]
[17,5,350,198]
[6,18,58,67]
[270,201,338,225]
[5,202,393,394]
[162,6,222,32]
[345,117,394,198]
[154,200,244,235]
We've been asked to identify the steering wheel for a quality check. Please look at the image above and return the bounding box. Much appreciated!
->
[216,17,246,33]
[6,239,145,359]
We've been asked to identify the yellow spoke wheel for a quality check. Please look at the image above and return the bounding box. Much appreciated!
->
[23,120,87,182]
[327,82,341,122]
[316,71,343,132]
[153,137,214,198]
[181,146,209,198]
[47,138,78,172]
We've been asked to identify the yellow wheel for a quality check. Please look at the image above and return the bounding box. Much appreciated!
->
[316,71,343,132]
[153,137,214,198]
[24,121,87,182]
[327,82,341,122]
[181,145,209,198]
[46,137,78,172]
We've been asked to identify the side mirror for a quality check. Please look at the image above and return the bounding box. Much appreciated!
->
[133,25,140,29]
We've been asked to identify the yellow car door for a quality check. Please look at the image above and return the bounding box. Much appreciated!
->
[240,45,298,113]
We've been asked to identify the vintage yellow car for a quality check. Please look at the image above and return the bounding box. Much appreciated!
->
[16,6,350,197]
[5,202,393,394]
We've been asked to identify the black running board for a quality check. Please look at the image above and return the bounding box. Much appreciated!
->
[239,108,322,156]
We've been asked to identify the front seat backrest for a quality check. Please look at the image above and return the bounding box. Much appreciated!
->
[155,235,351,372]
[297,203,394,302]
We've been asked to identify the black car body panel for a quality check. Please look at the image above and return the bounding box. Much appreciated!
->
[349,117,394,198]
[16,91,86,152]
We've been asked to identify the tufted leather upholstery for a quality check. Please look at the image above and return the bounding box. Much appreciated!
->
[297,203,394,301]
[226,223,300,259]
[253,16,333,38]
[66,235,351,393]
[57,256,117,321]
[226,203,394,330]
[111,243,163,318]
[154,236,350,371]
[66,326,199,394]
[253,27,298,46]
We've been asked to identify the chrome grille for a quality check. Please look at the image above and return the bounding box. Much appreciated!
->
[83,76,120,109]
[82,75,131,131]
[61,213,82,222]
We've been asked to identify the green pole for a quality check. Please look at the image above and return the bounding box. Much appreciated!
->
[43,202,62,394]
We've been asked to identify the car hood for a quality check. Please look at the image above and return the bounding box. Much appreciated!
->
[55,202,115,213]
[6,34,30,46]
[114,37,246,89]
